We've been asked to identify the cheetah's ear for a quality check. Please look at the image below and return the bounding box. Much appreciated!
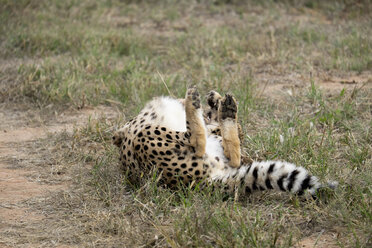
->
[112,131,123,147]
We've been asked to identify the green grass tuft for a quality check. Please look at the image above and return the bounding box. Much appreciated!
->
[1,0,371,247]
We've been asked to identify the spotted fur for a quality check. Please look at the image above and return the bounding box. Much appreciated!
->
[113,87,336,196]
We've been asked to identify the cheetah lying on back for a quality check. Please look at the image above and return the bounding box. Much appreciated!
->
[113,86,336,196]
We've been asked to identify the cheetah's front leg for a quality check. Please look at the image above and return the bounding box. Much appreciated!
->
[218,94,241,168]
[185,86,207,157]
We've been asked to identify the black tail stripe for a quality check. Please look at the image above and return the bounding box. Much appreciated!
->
[252,182,258,190]
[268,163,275,174]
[277,174,288,191]
[241,164,252,188]
[300,175,312,191]
[265,178,274,189]
[245,164,252,175]
[287,170,300,192]
[252,167,258,179]
[252,167,259,191]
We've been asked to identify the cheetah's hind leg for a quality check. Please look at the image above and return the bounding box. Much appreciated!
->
[185,86,207,157]
[218,94,241,168]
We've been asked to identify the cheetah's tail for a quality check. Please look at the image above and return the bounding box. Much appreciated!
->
[213,160,338,197]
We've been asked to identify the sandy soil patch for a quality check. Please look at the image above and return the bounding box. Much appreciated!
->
[0,105,118,246]
[256,71,371,100]
[296,232,340,248]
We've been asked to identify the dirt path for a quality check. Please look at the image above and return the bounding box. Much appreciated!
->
[257,72,372,99]
[0,105,117,247]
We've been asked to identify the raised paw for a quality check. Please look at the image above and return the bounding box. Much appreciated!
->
[218,93,240,168]
[186,86,201,109]
[206,90,222,110]
[219,94,238,121]
[185,86,206,157]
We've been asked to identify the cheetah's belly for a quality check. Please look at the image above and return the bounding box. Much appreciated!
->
[153,97,187,132]
[205,136,225,161]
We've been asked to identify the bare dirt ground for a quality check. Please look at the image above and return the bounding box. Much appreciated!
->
[0,105,117,247]
[258,72,372,99]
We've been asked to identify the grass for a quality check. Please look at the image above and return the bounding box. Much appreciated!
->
[1,0,371,247]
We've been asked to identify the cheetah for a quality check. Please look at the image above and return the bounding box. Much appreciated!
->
[113,86,337,197]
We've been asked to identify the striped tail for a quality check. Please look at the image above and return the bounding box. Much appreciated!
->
[211,160,337,197]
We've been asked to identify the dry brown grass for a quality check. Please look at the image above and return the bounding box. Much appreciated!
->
[0,0,371,247]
